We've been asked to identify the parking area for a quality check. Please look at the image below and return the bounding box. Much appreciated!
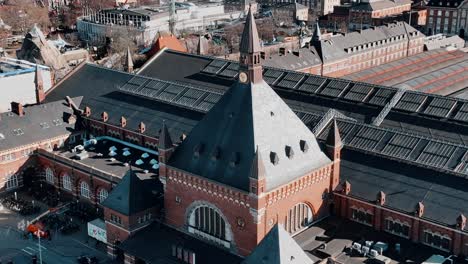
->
[0,191,113,264]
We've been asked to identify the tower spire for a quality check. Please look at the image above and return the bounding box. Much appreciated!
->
[312,19,321,43]
[125,47,134,73]
[239,5,263,84]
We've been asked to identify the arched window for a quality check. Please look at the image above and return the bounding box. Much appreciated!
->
[5,173,18,190]
[62,174,72,191]
[98,188,108,203]
[45,168,54,184]
[80,181,90,198]
[285,203,313,234]
[188,205,231,248]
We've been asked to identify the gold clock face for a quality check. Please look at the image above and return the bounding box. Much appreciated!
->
[239,72,248,83]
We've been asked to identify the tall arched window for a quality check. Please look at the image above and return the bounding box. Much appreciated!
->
[5,173,18,190]
[285,203,313,234]
[62,174,72,191]
[80,181,90,198]
[98,188,108,203]
[45,168,54,184]
[188,204,231,248]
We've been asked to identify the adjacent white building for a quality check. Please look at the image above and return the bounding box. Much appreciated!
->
[77,3,243,46]
[0,58,52,113]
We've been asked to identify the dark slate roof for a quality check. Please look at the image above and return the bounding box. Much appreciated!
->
[426,0,463,7]
[137,49,468,146]
[118,223,242,264]
[45,63,203,143]
[167,79,330,192]
[242,225,312,264]
[340,149,468,230]
[101,169,158,215]
[0,97,82,152]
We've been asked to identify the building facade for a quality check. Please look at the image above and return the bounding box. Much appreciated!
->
[3,6,468,264]
[426,0,468,38]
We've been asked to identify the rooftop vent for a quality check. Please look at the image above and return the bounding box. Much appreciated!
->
[300,140,308,153]
[270,151,279,165]
[193,143,204,158]
[285,145,294,159]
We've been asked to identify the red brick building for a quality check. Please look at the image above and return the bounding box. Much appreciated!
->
[3,6,468,264]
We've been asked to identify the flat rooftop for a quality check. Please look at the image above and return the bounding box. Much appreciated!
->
[56,137,158,180]
[295,217,455,263]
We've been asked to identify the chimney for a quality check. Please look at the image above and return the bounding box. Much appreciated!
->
[120,116,127,128]
[457,214,467,230]
[260,51,265,59]
[293,50,301,57]
[343,181,351,195]
[305,42,311,49]
[279,47,286,55]
[139,122,146,133]
[11,102,24,117]
[377,191,386,206]
[101,112,108,122]
[415,202,424,217]
[84,106,91,117]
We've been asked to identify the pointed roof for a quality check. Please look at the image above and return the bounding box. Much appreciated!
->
[326,119,342,148]
[242,225,312,264]
[159,121,173,150]
[101,169,156,215]
[250,147,266,180]
[312,20,321,43]
[239,6,262,54]
[126,47,134,70]
[168,79,330,191]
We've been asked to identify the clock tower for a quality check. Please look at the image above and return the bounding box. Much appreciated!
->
[239,6,263,84]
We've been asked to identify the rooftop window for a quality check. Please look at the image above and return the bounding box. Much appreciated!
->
[40,122,50,129]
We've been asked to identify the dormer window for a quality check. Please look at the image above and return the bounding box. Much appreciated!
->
[270,152,279,165]
[299,140,308,153]
[285,146,294,159]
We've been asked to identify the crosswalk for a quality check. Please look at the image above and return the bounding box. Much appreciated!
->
[21,245,47,256]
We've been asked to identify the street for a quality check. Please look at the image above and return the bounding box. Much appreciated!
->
[0,200,111,264]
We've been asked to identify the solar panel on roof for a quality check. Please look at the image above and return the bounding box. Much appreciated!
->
[343,84,374,102]
[349,126,386,150]
[128,76,148,86]
[453,103,468,122]
[201,60,228,75]
[294,111,321,128]
[276,72,304,89]
[196,93,222,111]
[416,141,455,168]
[263,69,284,85]
[218,62,239,78]
[394,92,427,112]
[176,89,205,107]
[320,80,350,97]
[155,84,186,102]
[381,134,419,158]
[367,88,396,106]
[423,97,456,118]
[297,76,326,93]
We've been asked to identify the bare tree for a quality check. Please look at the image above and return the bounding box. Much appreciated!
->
[0,1,50,33]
